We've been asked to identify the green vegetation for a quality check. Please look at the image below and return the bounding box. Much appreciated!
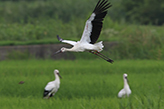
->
[1,0,163,25]
[122,0,164,25]
[0,1,164,108]
[0,0,164,45]
[0,59,164,109]
[0,0,164,60]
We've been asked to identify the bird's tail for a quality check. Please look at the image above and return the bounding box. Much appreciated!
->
[94,41,104,52]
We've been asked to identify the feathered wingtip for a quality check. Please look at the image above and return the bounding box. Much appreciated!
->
[57,35,63,42]
[93,0,112,13]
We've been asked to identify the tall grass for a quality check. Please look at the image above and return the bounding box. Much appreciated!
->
[0,59,164,108]
[0,0,164,60]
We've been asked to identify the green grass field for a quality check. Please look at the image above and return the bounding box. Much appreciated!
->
[0,59,164,109]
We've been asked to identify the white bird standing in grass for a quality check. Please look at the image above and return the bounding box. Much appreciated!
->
[43,69,62,99]
[55,0,114,63]
[118,73,132,98]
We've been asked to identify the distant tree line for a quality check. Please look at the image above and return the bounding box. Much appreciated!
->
[0,0,164,25]
[122,0,164,25]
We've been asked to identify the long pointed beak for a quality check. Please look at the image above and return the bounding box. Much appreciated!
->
[58,73,62,79]
[125,77,129,83]
[54,49,62,55]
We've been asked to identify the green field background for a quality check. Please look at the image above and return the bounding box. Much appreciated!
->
[0,60,163,109]
[0,0,164,60]
[0,0,164,108]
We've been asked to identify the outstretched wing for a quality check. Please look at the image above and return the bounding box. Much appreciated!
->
[57,35,77,46]
[80,0,112,44]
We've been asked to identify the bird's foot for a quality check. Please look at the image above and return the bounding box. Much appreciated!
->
[107,59,114,63]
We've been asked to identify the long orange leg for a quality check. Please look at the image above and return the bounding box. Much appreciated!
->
[89,51,114,63]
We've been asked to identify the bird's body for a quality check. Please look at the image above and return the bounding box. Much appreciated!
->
[61,41,103,52]
[118,74,131,98]
[43,69,62,99]
[55,0,113,63]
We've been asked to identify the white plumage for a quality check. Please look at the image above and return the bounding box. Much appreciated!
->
[55,0,113,63]
[43,69,62,99]
[118,73,132,98]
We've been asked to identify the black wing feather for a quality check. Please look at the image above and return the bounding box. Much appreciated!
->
[94,0,107,12]
[43,89,52,97]
[90,0,112,44]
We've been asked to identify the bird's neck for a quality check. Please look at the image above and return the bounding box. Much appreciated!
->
[124,79,129,88]
[55,74,60,82]
[65,48,73,52]
[64,47,80,52]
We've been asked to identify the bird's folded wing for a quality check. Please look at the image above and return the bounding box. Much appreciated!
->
[43,89,51,97]
[118,89,125,97]
[45,82,54,90]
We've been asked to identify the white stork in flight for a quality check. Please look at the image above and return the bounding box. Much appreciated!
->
[55,0,113,63]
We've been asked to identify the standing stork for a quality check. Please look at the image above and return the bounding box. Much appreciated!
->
[55,0,113,63]
[118,73,132,98]
[43,69,62,99]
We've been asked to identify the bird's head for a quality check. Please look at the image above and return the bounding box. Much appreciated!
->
[60,47,66,52]
[54,69,59,73]
[123,73,129,82]
[54,47,66,55]
[54,69,62,79]
[123,73,128,78]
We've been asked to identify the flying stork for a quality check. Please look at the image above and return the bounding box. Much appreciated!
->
[55,0,114,63]
[43,69,62,99]
[118,73,132,98]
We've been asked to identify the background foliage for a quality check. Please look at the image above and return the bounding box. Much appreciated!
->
[0,0,164,25]
[122,0,164,25]
[0,0,164,60]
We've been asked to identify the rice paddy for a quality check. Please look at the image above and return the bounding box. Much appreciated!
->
[0,59,164,109]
